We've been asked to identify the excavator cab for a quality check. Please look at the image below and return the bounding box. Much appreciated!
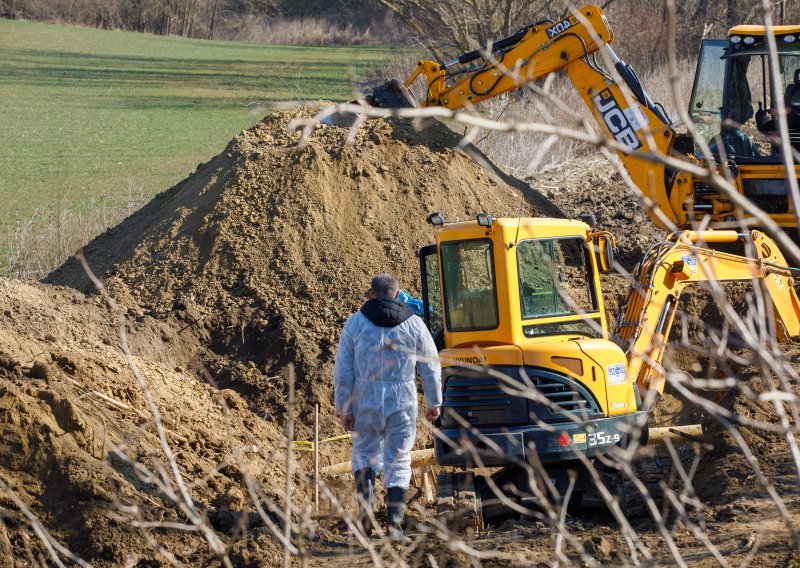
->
[417,214,648,528]
[687,28,800,218]
[690,30,800,157]
[418,214,644,471]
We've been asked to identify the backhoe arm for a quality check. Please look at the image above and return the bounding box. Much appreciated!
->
[407,6,612,109]
[401,4,678,229]
[615,230,800,396]
[565,56,676,227]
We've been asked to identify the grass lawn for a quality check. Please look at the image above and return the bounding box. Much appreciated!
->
[0,18,388,272]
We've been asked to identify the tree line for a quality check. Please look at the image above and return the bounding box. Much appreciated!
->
[2,0,799,68]
[0,0,389,41]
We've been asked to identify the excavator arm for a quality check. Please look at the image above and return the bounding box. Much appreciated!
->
[615,230,800,395]
[403,7,612,109]
[377,5,680,229]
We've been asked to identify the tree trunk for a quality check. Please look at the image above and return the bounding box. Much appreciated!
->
[727,0,737,28]
[181,0,188,37]
[186,0,197,37]
[208,0,219,40]
[501,0,512,36]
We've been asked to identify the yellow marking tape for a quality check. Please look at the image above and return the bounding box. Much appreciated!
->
[293,434,352,452]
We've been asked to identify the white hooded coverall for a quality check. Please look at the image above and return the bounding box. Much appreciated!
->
[334,302,441,490]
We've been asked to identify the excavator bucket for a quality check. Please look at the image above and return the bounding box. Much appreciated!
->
[364,79,419,109]
[323,79,418,127]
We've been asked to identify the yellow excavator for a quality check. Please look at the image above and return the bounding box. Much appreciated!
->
[364,5,800,232]
[418,212,800,528]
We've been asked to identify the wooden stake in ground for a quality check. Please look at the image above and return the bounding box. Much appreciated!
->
[284,365,295,568]
[314,404,319,513]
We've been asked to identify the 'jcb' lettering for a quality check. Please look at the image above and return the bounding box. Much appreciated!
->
[592,88,642,150]
[546,17,574,39]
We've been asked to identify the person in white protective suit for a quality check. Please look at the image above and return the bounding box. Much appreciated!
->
[334,273,442,540]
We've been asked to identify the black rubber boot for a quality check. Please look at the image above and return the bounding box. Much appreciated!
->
[354,468,375,535]
[386,486,410,543]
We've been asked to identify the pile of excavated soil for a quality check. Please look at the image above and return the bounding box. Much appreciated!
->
[0,279,287,565]
[47,108,546,444]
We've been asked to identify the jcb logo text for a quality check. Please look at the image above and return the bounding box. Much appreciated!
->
[592,88,642,150]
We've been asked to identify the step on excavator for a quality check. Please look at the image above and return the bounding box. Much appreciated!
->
[418,212,800,529]
[355,5,800,232]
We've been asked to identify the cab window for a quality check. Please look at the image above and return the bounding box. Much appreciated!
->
[689,39,727,144]
[517,237,597,319]
[440,239,499,332]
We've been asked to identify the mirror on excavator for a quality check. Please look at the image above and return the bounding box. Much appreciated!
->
[590,232,616,274]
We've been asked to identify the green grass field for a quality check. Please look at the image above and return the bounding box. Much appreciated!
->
[0,18,388,272]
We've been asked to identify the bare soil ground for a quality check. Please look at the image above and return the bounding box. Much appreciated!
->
[0,109,797,564]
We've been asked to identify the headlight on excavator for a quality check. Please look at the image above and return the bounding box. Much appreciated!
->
[784,34,797,43]
[427,212,446,226]
[476,212,494,227]
[730,35,742,45]
[743,36,755,45]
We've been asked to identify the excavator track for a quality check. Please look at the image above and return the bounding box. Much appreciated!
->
[435,471,483,534]
[617,477,646,518]
[588,457,669,519]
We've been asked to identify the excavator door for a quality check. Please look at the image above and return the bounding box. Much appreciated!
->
[419,244,445,350]
[689,39,727,147]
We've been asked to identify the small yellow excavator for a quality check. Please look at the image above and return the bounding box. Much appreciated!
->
[419,212,800,528]
[364,5,800,232]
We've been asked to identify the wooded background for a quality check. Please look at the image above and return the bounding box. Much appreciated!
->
[3,0,799,65]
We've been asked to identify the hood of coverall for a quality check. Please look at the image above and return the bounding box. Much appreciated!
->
[360,298,414,328]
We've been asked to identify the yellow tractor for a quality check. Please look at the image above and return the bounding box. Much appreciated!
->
[366,5,800,232]
[419,212,800,528]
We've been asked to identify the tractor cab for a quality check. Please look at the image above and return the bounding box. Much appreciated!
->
[690,27,800,158]
[688,27,800,219]
[418,214,642,467]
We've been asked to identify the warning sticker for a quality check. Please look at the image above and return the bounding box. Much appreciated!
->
[607,363,628,385]
[624,104,649,131]
[573,433,587,444]
[680,254,698,275]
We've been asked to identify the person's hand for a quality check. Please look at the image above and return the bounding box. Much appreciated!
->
[424,406,440,423]
[339,414,354,432]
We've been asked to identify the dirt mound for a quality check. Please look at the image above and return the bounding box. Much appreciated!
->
[47,108,546,434]
[0,279,288,564]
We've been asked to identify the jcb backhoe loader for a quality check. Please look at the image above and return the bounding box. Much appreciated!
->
[419,212,800,528]
[362,5,800,232]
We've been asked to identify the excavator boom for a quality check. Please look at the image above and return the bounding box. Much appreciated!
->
[616,230,800,394]
[405,8,613,110]
[369,5,680,228]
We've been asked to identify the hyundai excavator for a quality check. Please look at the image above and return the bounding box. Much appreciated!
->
[359,5,800,232]
[418,213,800,529]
